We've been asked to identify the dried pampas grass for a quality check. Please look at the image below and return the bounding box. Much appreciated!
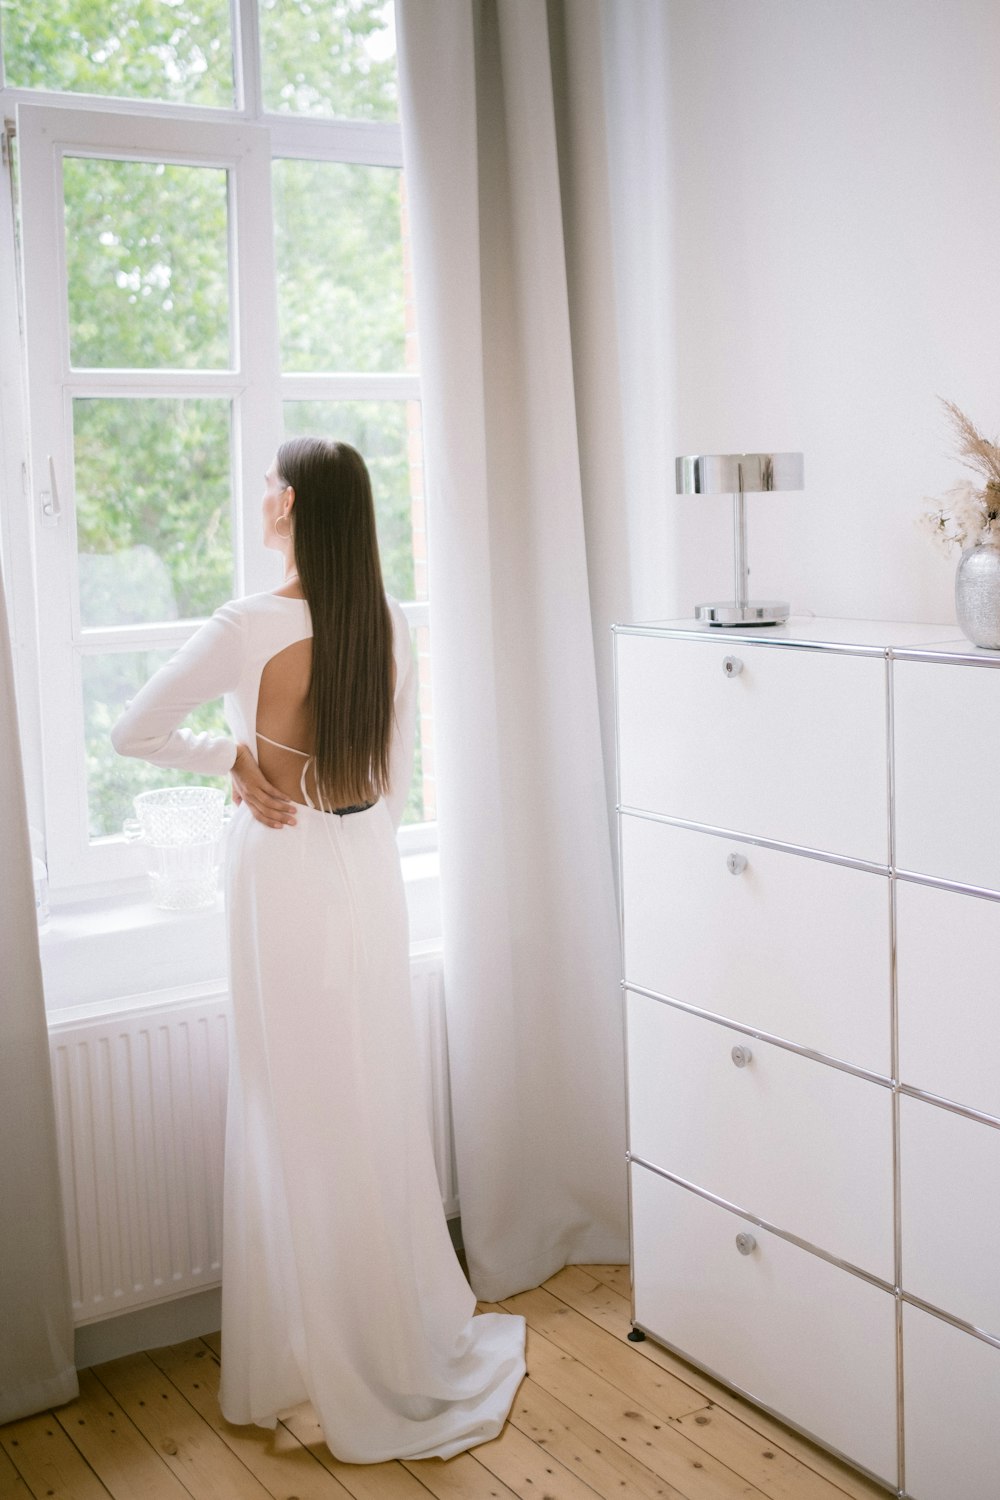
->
[940,398,1000,488]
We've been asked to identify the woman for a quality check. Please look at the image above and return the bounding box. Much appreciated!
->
[112,437,526,1462]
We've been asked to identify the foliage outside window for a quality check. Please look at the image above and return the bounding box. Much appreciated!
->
[1,0,237,107]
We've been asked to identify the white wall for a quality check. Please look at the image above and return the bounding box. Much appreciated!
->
[605,0,1000,627]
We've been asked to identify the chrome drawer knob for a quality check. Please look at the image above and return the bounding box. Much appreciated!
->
[726,852,747,876]
[735,1232,757,1256]
[731,1044,753,1068]
[722,655,743,677]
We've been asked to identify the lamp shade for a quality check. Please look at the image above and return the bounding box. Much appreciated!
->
[676,452,804,496]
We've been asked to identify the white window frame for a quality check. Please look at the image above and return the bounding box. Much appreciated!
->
[18,103,281,887]
[2,7,434,897]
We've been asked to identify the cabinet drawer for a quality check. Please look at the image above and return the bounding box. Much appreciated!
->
[894,658,1000,892]
[630,1163,898,1486]
[622,815,890,1073]
[615,632,887,860]
[900,1095,1000,1338]
[903,1303,1000,1500]
[626,991,894,1278]
[897,879,1000,1119]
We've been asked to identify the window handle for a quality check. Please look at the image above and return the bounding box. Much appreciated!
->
[40,454,61,527]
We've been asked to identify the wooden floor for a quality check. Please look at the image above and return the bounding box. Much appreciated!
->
[0,1264,888,1500]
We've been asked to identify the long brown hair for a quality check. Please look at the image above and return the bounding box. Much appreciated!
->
[276,436,393,808]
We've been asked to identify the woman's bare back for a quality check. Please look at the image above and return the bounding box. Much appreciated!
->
[255,638,319,806]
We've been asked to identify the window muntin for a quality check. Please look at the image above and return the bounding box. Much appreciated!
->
[0,0,236,108]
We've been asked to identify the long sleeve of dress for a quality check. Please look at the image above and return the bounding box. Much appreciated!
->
[386,599,418,830]
[110,603,244,775]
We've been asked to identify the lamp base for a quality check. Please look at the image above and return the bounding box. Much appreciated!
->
[694,600,790,627]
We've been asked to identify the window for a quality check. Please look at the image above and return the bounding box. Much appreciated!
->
[0,1,435,892]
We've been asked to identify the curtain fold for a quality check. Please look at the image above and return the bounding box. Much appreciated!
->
[396,0,628,1301]
[0,562,77,1422]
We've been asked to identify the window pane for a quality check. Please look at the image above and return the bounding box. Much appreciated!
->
[0,0,234,107]
[282,400,425,603]
[64,157,230,369]
[74,398,234,626]
[84,652,228,840]
[273,160,405,372]
[259,0,396,120]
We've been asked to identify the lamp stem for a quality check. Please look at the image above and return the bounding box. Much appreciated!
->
[732,486,749,615]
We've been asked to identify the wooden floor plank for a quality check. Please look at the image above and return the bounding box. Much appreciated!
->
[0,1412,113,1500]
[502,1286,709,1421]
[517,1324,770,1500]
[466,1418,609,1500]
[146,1338,355,1500]
[512,1284,858,1500]
[0,1444,35,1500]
[668,1408,860,1500]
[401,1450,520,1499]
[93,1352,272,1500]
[50,1370,191,1500]
[540,1267,887,1500]
[573,1265,631,1298]
[507,1375,689,1500]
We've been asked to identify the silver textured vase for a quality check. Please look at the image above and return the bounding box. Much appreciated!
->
[955,543,1000,650]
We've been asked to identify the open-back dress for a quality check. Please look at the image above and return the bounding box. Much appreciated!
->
[111,591,527,1462]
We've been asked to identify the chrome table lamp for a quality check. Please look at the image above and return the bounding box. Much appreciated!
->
[675,451,804,626]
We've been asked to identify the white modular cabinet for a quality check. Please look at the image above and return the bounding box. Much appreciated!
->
[615,619,1000,1500]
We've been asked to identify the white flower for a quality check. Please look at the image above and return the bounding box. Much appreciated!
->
[921,480,990,553]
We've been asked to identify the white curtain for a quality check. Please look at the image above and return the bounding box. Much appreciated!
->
[0,564,77,1421]
[396,0,629,1301]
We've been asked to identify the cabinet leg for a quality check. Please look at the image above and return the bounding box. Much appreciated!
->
[627,1327,646,1342]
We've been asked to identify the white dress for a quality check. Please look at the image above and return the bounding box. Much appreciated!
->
[112,591,527,1462]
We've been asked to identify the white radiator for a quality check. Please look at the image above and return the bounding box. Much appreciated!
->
[48,949,454,1326]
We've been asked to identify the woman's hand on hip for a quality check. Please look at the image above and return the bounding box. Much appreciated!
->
[230,744,297,828]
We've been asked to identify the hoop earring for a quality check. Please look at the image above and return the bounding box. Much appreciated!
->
[274,513,291,539]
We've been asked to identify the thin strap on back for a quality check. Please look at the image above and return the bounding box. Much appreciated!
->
[256,729,316,808]
[256,730,310,758]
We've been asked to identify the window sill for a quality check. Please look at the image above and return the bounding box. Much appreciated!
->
[40,850,441,1014]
